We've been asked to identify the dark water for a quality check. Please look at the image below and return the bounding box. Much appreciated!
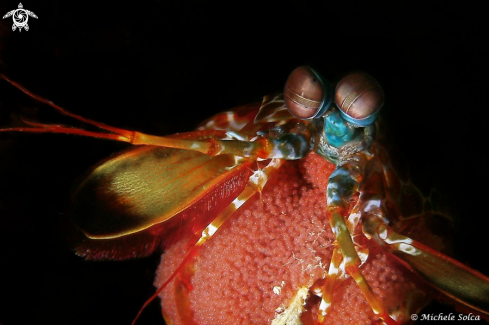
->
[1,1,488,324]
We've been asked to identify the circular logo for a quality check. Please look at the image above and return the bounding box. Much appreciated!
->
[13,9,28,28]
[2,3,38,32]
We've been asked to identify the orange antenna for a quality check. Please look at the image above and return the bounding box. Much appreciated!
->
[1,73,134,141]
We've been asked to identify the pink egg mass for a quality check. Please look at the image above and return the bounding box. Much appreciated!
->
[155,152,443,325]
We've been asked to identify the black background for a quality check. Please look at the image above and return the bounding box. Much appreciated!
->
[0,1,488,324]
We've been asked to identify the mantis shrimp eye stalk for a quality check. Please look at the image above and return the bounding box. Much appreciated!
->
[335,71,384,126]
[284,66,333,119]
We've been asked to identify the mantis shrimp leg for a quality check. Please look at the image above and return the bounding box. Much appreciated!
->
[132,158,286,324]
[320,152,399,325]
[362,210,489,318]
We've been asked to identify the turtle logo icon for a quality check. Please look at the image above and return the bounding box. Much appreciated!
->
[3,3,38,32]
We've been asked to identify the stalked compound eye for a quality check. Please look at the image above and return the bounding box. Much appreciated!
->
[335,72,384,127]
[284,66,333,119]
